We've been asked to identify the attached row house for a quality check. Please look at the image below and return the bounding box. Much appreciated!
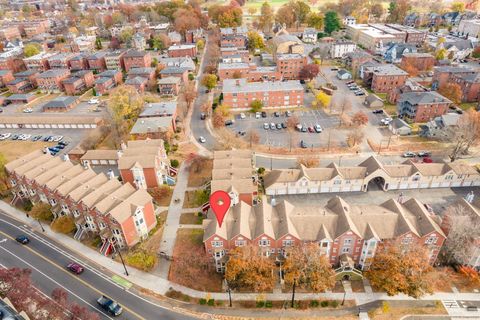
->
[203,196,446,272]
[6,151,157,255]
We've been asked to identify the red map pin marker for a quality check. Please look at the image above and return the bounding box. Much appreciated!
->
[210,190,231,228]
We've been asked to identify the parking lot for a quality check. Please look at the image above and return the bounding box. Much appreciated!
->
[227,109,346,148]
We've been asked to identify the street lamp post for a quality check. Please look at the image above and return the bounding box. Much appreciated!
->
[341,291,346,306]
[291,278,296,308]
[38,219,45,232]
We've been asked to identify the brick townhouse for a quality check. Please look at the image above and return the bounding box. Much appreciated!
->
[400,53,435,72]
[218,63,282,82]
[0,26,21,41]
[385,24,427,44]
[117,139,171,189]
[222,79,304,109]
[0,70,14,87]
[366,65,409,93]
[6,69,40,93]
[127,67,156,90]
[276,54,307,80]
[203,196,446,272]
[47,53,76,69]
[37,69,71,92]
[105,50,128,71]
[125,76,148,93]
[220,47,250,63]
[123,50,152,72]
[23,52,55,71]
[87,52,107,72]
[432,66,476,90]
[62,70,95,95]
[94,70,123,95]
[397,91,452,122]
[157,76,181,96]
[5,151,157,252]
[220,27,248,48]
[159,66,189,84]
[450,73,480,102]
[167,44,197,58]
[69,53,89,71]
[0,56,25,73]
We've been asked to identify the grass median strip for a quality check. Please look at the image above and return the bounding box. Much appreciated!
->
[111,275,133,289]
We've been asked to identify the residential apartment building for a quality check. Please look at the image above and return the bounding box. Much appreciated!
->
[450,73,480,102]
[0,70,14,87]
[432,66,476,90]
[264,156,480,196]
[130,102,178,138]
[330,41,357,59]
[94,70,123,95]
[218,63,281,82]
[105,50,128,71]
[167,44,197,58]
[275,54,307,80]
[220,47,250,63]
[159,66,189,84]
[157,56,195,72]
[157,76,181,96]
[127,67,156,90]
[123,50,152,72]
[203,195,446,272]
[211,150,257,206]
[222,79,304,109]
[23,52,55,71]
[37,69,71,92]
[385,24,427,44]
[5,151,157,253]
[346,24,398,53]
[87,52,107,72]
[47,53,75,69]
[220,27,248,48]
[69,53,89,71]
[118,139,171,189]
[365,65,408,93]
[397,91,452,122]
[400,53,435,71]
[62,70,95,95]
[0,26,21,41]
[457,19,480,38]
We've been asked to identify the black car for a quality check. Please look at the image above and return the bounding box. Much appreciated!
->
[200,113,206,120]
[43,136,52,142]
[16,235,29,244]
[372,109,384,114]
[261,111,267,118]
[281,122,287,129]
[273,112,280,117]
[225,119,234,126]
[55,144,65,149]
[58,141,69,146]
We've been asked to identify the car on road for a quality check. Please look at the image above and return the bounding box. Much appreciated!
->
[270,122,276,130]
[198,136,206,143]
[273,112,280,117]
[276,123,282,129]
[417,151,431,157]
[380,117,393,125]
[261,111,267,118]
[200,113,206,120]
[372,109,384,114]
[314,124,322,133]
[307,126,314,133]
[23,108,33,113]
[255,112,261,119]
[402,152,416,158]
[16,235,29,244]
[240,113,246,119]
[88,98,99,104]
[67,262,84,274]
[300,140,308,148]
[225,119,234,126]
[97,296,123,316]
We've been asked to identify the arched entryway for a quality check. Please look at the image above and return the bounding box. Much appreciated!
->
[363,176,388,191]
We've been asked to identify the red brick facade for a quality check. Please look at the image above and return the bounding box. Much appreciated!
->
[123,51,152,72]
[372,74,408,93]
[168,45,197,58]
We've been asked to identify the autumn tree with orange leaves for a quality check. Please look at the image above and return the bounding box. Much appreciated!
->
[283,243,336,292]
[366,241,433,298]
[225,246,275,292]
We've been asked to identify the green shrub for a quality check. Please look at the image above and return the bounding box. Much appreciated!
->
[51,216,76,234]
[23,200,33,212]
[207,299,215,306]
[188,73,194,81]
[199,298,207,305]
[170,159,179,168]
[330,300,339,308]
[257,167,265,175]
[124,249,158,271]
[256,300,265,308]
[310,300,319,307]
[320,300,329,307]
[265,301,272,308]
[172,144,178,152]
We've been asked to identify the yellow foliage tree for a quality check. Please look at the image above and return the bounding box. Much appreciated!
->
[216,104,231,117]
[316,91,331,108]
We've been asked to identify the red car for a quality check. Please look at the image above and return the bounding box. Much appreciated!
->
[67,262,84,274]
[423,157,433,163]
[308,126,314,133]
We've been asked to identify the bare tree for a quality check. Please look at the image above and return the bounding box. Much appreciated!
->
[247,129,260,147]
[286,115,299,151]
[347,128,365,147]
[183,81,197,111]
[440,204,480,265]
[297,156,319,168]
[445,109,480,162]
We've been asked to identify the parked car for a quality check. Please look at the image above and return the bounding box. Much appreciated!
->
[301,126,308,132]
[240,113,246,119]
[263,123,269,130]
[276,123,282,129]
[32,135,42,141]
[198,136,206,143]
[380,117,393,125]
[270,122,276,130]
[58,141,69,146]
[417,151,431,157]
[67,262,84,274]
[314,124,322,133]
[53,135,64,142]
[402,152,416,158]
[11,134,19,140]
[237,131,246,136]
[15,235,29,244]
[261,111,267,118]
[308,126,314,133]
[285,110,292,117]
[372,109,384,114]
[43,136,52,142]
[97,296,122,316]
[355,91,365,96]
[281,122,287,129]
[23,108,33,113]
[55,144,65,149]
[273,112,280,117]
[49,147,60,153]
[255,112,261,119]
[300,140,308,148]
[88,98,99,104]
[423,157,433,163]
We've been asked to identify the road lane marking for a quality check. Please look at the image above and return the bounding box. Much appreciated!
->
[0,245,114,320]
[0,230,144,320]
[111,275,133,289]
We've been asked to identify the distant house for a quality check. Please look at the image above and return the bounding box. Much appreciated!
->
[420,113,461,137]
[42,96,79,112]
[383,43,417,63]
[302,28,317,43]
[271,34,304,54]
[157,76,181,96]
[337,69,352,80]
[343,16,356,26]
[389,118,412,136]
[397,91,452,122]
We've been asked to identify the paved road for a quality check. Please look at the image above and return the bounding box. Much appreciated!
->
[0,211,197,320]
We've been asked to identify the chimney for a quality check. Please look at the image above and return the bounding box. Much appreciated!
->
[107,169,115,180]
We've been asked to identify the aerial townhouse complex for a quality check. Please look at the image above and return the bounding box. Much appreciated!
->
[203,196,446,272]
[5,150,157,255]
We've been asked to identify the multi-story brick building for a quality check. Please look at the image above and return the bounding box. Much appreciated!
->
[87,52,107,72]
[397,91,452,122]
[159,66,189,84]
[450,73,480,102]
[400,53,435,72]
[222,79,304,109]
[365,65,409,93]
[345,51,374,75]
[125,76,148,93]
[127,67,156,90]
[275,54,307,80]
[47,53,75,69]
[37,69,71,92]
[167,44,197,58]
[220,47,250,63]
[5,151,157,252]
[0,26,21,41]
[23,52,54,71]
[94,70,123,95]
[432,66,476,90]
[385,24,427,44]
[0,70,14,87]
[329,41,357,59]
[6,78,33,93]
[0,56,25,73]
[157,77,181,96]
[69,53,89,71]
[105,50,128,71]
[123,50,152,72]
[62,70,95,95]
[217,62,249,81]
[118,139,171,189]
[220,27,248,48]
[203,195,446,272]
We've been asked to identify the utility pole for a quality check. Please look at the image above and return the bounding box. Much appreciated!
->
[38,219,45,232]
[291,278,296,308]
[106,224,129,276]
[227,286,232,307]
[341,291,346,306]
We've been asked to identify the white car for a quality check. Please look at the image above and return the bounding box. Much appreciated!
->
[23,108,33,113]
[380,117,393,125]
[22,134,31,140]
[0,133,11,140]
[240,113,246,119]
[88,98,99,104]
[198,136,206,143]
[314,124,322,133]
[255,112,261,119]
[53,135,64,142]
[263,122,269,130]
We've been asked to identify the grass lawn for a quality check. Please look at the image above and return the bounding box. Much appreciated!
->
[187,159,213,188]
[368,301,446,320]
[383,104,397,116]
[169,229,223,292]
[0,141,56,161]
[179,212,204,225]
[183,189,209,208]
[459,102,477,111]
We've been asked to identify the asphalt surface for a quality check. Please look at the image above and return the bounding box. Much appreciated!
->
[0,211,197,320]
